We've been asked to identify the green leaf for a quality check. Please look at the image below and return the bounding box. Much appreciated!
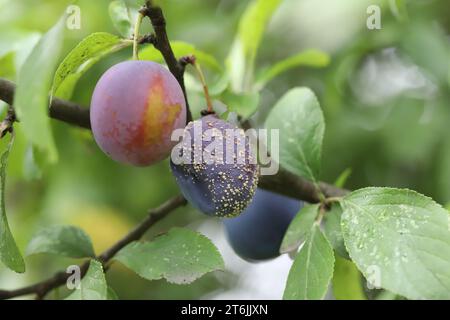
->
[323,203,349,259]
[438,139,450,203]
[332,255,366,300]
[0,52,15,78]
[220,90,260,119]
[0,30,41,72]
[284,225,334,300]
[109,0,133,38]
[265,87,325,182]
[209,73,230,96]
[334,168,352,188]
[389,0,409,21]
[23,145,42,181]
[26,225,95,258]
[341,187,450,300]
[66,260,107,300]
[0,136,25,273]
[225,39,246,92]
[238,0,281,61]
[140,41,222,72]
[114,228,224,284]
[107,286,119,300]
[280,204,320,254]
[255,49,330,89]
[227,0,281,92]
[52,32,130,100]
[185,72,229,97]
[14,15,66,163]
[376,290,398,300]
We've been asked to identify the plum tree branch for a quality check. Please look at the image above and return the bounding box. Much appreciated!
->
[0,78,90,129]
[0,76,349,202]
[259,169,348,203]
[0,195,187,300]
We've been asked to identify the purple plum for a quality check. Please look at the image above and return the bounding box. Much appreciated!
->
[224,188,303,261]
[170,114,258,217]
[90,60,186,166]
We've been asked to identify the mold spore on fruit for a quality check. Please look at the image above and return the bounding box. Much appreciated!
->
[170,114,258,217]
[90,60,186,166]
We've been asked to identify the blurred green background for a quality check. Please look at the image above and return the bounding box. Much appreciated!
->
[0,0,449,299]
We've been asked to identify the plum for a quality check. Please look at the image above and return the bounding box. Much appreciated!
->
[170,114,258,217]
[90,60,186,166]
[224,188,303,261]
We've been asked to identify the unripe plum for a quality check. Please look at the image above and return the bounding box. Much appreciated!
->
[90,60,186,166]
[224,188,303,261]
[170,114,258,217]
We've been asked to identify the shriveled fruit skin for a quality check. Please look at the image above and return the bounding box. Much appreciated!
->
[170,115,258,217]
[224,188,303,261]
[90,60,186,166]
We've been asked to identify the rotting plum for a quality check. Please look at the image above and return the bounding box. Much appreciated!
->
[170,114,258,217]
[90,60,186,166]
[224,188,303,261]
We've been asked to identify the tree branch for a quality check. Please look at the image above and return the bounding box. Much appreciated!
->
[0,77,349,202]
[97,195,187,262]
[0,106,16,137]
[141,1,192,122]
[0,78,90,129]
[0,195,187,300]
[259,169,349,203]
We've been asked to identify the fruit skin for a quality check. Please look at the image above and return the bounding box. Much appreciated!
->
[90,60,186,166]
[170,114,258,217]
[224,188,303,261]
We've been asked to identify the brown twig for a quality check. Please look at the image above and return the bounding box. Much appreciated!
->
[138,33,157,45]
[180,55,214,114]
[259,168,349,203]
[0,106,16,137]
[0,195,187,300]
[97,195,187,262]
[0,78,90,129]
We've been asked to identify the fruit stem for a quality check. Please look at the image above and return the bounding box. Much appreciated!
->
[192,60,214,113]
[316,204,327,225]
[133,12,144,60]
[325,196,342,204]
